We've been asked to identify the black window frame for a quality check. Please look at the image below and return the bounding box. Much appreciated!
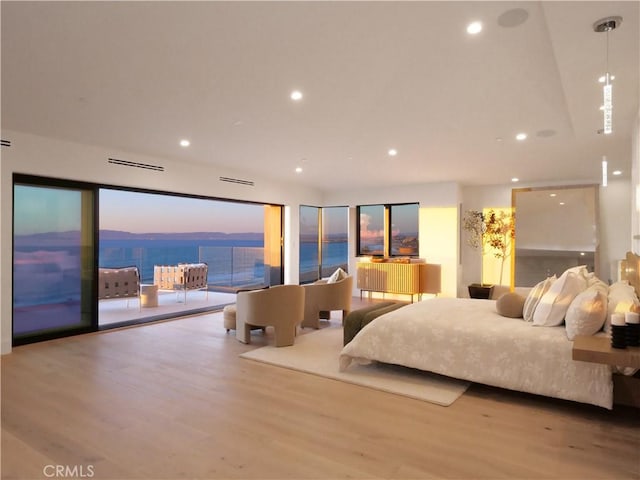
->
[356,202,419,257]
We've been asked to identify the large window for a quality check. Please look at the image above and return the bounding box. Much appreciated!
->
[299,205,348,282]
[12,174,285,344]
[357,205,385,256]
[390,203,419,256]
[13,177,96,345]
[299,206,320,283]
[99,189,273,288]
[99,188,283,327]
[357,203,419,257]
[321,207,348,277]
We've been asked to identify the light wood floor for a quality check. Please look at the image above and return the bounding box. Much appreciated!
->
[2,298,639,480]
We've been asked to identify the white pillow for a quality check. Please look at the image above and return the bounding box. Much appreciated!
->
[523,276,556,322]
[533,271,587,326]
[327,267,348,284]
[604,281,640,333]
[565,287,607,340]
[565,265,589,278]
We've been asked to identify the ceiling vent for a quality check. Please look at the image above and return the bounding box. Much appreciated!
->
[108,158,164,172]
[1,139,11,147]
[219,176,254,187]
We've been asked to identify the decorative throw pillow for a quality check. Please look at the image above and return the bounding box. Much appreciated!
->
[523,275,556,322]
[496,292,526,318]
[327,267,348,284]
[565,287,607,340]
[533,271,587,327]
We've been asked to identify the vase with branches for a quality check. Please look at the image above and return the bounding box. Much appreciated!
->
[462,208,515,286]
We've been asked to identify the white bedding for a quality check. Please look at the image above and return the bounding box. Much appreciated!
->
[339,297,613,409]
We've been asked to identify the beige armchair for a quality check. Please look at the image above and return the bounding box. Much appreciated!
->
[236,285,305,347]
[302,275,353,329]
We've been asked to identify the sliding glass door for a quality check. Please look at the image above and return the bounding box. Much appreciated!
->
[12,174,285,343]
[13,177,96,345]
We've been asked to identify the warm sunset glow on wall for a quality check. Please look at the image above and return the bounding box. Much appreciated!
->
[419,207,457,298]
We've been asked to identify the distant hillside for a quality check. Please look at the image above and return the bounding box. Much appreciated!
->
[15,230,264,245]
[99,230,263,241]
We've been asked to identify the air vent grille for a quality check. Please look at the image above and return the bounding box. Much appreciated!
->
[1,139,11,147]
[108,158,164,172]
[219,176,254,186]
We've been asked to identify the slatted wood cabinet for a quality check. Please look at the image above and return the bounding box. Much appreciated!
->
[356,261,441,301]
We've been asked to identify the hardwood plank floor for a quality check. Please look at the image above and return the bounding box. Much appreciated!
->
[2,298,639,480]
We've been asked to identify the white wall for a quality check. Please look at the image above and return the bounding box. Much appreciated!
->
[632,110,640,253]
[599,179,632,282]
[1,130,324,353]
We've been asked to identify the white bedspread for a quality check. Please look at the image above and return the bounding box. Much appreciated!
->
[339,298,613,409]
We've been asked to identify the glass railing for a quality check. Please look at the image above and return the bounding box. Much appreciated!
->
[99,245,267,290]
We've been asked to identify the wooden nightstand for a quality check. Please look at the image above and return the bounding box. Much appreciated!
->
[572,335,640,407]
[572,335,640,369]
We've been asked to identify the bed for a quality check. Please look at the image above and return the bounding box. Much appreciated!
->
[340,252,640,410]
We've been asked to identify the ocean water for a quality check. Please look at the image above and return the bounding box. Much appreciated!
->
[101,238,349,284]
[100,238,266,285]
[14,238,349,307]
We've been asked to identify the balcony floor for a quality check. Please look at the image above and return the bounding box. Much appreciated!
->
[99,289,237,328]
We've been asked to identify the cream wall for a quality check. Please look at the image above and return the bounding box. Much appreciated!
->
[0,130,324,354]
[600,179,632,282]
[632,110,640,253]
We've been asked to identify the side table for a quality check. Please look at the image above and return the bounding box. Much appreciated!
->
[140,284,159,308]
[572,335,640,368]
[572,335,640,408]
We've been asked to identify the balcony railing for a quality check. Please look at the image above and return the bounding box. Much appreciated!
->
[100,245,267,290]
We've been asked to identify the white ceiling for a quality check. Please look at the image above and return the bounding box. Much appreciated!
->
[2,1,639,191]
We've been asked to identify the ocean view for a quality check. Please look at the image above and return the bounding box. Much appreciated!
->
[13,231,349,306]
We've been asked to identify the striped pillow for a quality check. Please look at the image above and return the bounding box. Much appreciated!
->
[523,275,556,322]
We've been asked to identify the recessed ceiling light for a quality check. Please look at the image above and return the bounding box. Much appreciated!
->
[549,193,557,197]
[388,148,398,156]
[467,21,482,34]
[180,139,190,147]
[559,202,566,206]
[598,75,615,83]
[580,252,585,256]
[613,170,622,175]
[511,177,519,182]
[515,133,527,141]
[290,90,303,101]
[295,167,303,174]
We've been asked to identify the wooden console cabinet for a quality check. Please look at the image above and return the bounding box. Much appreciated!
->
[356,262,441,302]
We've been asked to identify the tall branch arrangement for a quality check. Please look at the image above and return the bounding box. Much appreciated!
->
[462,209,515,285]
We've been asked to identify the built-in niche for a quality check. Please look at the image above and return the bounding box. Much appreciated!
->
[512,185,599,287]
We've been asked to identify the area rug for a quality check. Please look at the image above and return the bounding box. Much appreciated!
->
[240,326,469,406]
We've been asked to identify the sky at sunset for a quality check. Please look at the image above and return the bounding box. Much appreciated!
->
[99,189,265,234]
[13,186,266,235]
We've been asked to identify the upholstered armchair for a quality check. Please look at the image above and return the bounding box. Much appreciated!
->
[236,285,305,347]
[302,275,353,329]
